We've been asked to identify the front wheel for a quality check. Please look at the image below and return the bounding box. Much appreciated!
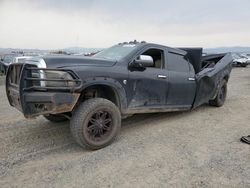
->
[209,79,227,107]
[70,98,121,150]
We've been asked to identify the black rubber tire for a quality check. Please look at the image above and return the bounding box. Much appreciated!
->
[43,114,68,122]
[1,65,6,75]
[241,63,247,67]
[70,98,121,150]
[209,79,227,107]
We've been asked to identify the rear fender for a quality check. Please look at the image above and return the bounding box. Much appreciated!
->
[192,53,233,108]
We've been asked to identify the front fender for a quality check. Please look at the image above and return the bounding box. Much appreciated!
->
[80,77,127,112]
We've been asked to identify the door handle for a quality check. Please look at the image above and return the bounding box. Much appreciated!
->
[157,75,167,79]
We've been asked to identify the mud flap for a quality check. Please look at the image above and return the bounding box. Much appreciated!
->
[193,53,233,108]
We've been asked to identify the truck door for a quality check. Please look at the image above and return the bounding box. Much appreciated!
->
[166,52,196,107]
[127,48,168,108]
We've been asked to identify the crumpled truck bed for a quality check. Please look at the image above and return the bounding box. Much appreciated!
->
[193,53,233,108]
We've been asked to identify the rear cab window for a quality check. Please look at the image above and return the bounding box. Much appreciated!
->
[167,52,190,72]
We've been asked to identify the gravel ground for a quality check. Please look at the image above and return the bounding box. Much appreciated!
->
[0,68,250,188]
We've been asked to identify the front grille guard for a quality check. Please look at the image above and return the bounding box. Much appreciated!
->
[6,64,82,117]
[7,64,23,88]
[22,65,82,92]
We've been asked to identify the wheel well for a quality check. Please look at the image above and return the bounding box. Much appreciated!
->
[79,85,120,108]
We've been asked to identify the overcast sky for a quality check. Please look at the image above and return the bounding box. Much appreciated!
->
[0,0,250,49]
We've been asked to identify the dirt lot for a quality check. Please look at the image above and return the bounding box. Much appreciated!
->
[0,68,250,188]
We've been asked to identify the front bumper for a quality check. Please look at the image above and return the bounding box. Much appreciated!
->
[6,63,81,118]
[8,88,80,118]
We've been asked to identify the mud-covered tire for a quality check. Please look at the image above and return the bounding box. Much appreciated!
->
[43,114,68,122]
[209,79,227,107]
[70,98,121,150]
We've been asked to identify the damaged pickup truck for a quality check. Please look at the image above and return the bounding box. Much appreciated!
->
[6,41,233,149]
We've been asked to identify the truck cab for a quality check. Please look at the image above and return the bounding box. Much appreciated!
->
[126,45,197,112]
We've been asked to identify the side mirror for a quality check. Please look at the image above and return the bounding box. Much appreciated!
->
[132,55,154,68]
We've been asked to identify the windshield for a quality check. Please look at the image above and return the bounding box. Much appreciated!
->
[93,44,138,60]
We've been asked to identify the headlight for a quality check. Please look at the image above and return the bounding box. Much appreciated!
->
[44,70,76,87]
[31,70,76,87]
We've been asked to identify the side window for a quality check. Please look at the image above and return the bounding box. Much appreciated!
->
[167,52,189,72]
[141,49,164,69]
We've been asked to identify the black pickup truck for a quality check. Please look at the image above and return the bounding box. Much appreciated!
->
[6,41,232,149]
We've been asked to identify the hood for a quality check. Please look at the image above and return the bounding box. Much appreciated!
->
[41,55,117,68]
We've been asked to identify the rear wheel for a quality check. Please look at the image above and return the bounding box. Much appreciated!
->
[70,98,121,150]
[209,79,227,107]
[44,114,68,122]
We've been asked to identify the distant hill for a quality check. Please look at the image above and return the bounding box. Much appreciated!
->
[62,46,250,54]
[0,47,102,55]
[62,47,103,54]
[0,47,46,55]
[204,47,250,54]
[1,46,250,55]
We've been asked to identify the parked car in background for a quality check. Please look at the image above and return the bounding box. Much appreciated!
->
[241,54,250,64]
[232,53,249,67]
[0,53,23,74]
[84,51,100,56]
[11,56,34,64]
